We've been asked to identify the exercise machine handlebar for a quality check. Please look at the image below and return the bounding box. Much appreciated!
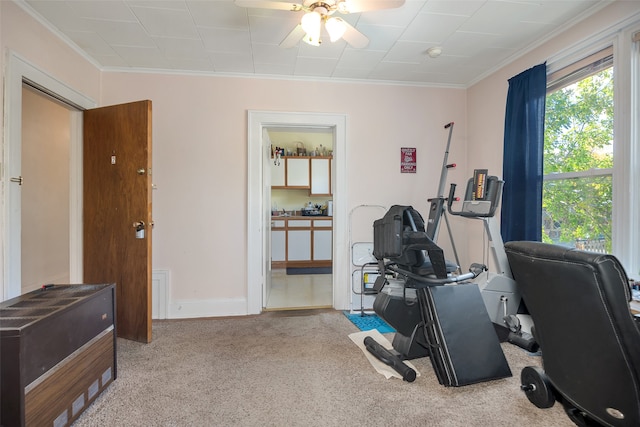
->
[385,262,486,287]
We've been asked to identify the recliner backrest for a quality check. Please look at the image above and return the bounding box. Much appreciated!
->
[505,241,640,426]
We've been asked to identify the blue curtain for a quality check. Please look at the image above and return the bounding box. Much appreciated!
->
[501,63,547,242]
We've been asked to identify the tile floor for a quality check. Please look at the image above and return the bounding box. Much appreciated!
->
[266,269,333,310]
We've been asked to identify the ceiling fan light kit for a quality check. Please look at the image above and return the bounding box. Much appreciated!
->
[301,9,322,35]
[235,0,405,48]
[303,32,322,46]
[325,17,347,42]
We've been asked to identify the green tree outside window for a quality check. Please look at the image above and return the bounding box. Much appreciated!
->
[543,67,613,252]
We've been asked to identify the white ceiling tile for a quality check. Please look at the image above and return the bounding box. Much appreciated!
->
[459,1,540,33]
[487,21,552,48]
[368,61,412,80]
[254,62,296,75]
[110,45,172,68]
[422,0,484,16]
[92,53,131,68]
[89,20,155,46]
[418,53,474,73]
[166,57,215,71]
[200,27,252,53]
[153,37,207,59]
[65,30,116,55]
[127,0,188,11]
[399,12,468,43]
[356,0,427,26]
[211,52,255,72]
[298,38,346,59]
[187,0,248,29]
[131,6,199,37]
[356,24,405,50]
[252,43,299,65]
[67,0,138,22]
[294,57,338,76]
[337,49,387,68]
[442,30,503,56]
[26,1,87,31]
[384,40,432,63]
[462,46,518,68]
[331,67,372,79]
[248,14,301,45]
[522,0,601,25]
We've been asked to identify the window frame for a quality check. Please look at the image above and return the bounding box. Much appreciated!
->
[545,21,640,277]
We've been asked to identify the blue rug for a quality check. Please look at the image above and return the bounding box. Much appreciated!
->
[343,311,395,334]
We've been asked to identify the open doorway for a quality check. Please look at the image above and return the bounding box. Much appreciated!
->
[20,84,73,294]
[3,53,94,301]
[265,126,334,310]
[246,111,348,315]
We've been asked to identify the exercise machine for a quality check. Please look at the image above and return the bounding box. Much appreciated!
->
[368,205,512,386]
[447,172,536,350]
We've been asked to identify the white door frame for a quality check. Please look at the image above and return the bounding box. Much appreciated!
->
[2,51,96,300]
[247,111,348,314]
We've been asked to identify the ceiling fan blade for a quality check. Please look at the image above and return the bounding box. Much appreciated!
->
[235,0,304,11]
[338,0,405,14]
[340,20,369,48]
[280,24,306,48]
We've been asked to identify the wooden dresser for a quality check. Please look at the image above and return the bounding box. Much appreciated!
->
[0,284,116,427]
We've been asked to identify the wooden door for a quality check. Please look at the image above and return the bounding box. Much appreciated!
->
[83,100,152,343]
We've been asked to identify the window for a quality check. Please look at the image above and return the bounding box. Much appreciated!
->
[543,49,613,253]
[542,24,640,278]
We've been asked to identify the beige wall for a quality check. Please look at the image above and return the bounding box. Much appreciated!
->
[98,72,468,303]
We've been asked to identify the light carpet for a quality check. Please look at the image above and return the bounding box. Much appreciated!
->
[73,310,574,427]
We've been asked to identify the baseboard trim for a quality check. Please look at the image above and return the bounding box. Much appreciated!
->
[168,297,248,319]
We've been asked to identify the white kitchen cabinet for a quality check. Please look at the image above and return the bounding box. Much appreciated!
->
[271,220,286,263]
[287,230,311,261]
[313,229,332,260]
[271,159,285,187]
[276,219,332,266]
[271,230,286,262]
[286,157,310,187]
[310,158,331,195]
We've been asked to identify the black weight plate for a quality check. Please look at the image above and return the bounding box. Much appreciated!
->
[521,366,556,409]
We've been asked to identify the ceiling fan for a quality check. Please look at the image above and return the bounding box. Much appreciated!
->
[235,0,405,48]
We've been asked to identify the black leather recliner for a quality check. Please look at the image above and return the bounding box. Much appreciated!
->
[505,241,640,427]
